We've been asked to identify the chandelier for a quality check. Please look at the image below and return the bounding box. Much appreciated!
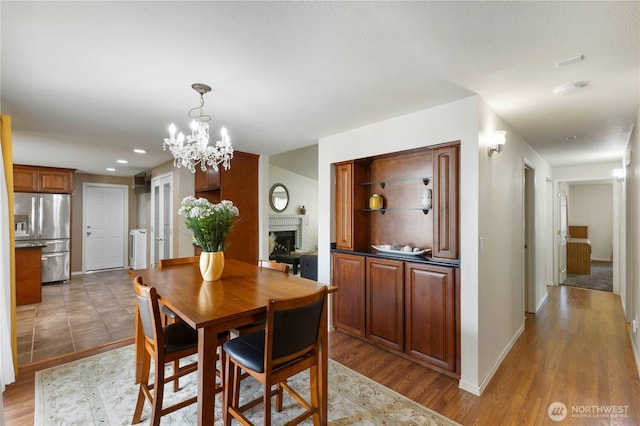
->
[163,83,233,173]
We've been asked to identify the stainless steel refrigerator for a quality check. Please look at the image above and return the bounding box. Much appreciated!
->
[14,193,71,283]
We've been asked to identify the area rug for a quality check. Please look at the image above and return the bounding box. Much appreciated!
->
[35,345,459,425]
[563,261,613,292]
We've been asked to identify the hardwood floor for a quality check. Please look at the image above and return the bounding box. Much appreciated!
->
[3,285,639,425]
[330,285,640,425]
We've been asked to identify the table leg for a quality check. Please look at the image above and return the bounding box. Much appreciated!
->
[198,326,219,426]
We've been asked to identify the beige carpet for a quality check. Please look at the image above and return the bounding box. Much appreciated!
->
[35,345,459,425]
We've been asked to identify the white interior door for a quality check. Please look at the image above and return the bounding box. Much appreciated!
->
[150,173,173,266]
[83,183,128,271]
[558,183,568,283]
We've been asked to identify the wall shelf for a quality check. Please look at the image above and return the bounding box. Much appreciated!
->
[360,176,431,189]
[363,207,431,215]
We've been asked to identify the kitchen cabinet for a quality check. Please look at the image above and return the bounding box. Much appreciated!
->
[332,252,459,377]
[194,166,221,191]
[335,161,369,251]
[194,151,259,265]
[332,252,365,337]
[366,257,404,352]
[432,145,459,260]
[405,262,457,373]
[16,246,42,305]
[13,164,74,193]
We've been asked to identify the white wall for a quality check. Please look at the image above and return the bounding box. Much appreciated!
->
[268,165,318,251]
[477,100,553,393]
[568,184,613,261]
[318,96,482,393]
[625,107,640,376]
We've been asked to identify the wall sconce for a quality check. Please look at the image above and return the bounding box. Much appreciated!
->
[612,168,625,182]
[488,130,507,156]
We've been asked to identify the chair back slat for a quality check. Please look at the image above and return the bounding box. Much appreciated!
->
[158,256,200,269]
[133,276,163,348]
[258,260,290,274]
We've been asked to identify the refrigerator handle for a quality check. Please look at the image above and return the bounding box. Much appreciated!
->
[38,197,44,238]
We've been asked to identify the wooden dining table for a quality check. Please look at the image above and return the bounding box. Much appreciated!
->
[129,258,336,426]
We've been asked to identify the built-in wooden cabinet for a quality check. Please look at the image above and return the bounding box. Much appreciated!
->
[13,164,74,193]
[334,161,369,251]
[16,246,42,305]
[194,151,259,265]
[332,251,459,377]
[194,165,221,192]
[432,145,459,260]
[331,142,460,377]
[405,262,456,373]
[332,252,365,337]
[366,257,404,352]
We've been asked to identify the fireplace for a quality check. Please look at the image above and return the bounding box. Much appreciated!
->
[270,231,296,254]
[268,214,309,251]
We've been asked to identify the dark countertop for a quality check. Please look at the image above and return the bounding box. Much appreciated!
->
[331,248,460,268]
[15,241,47,249]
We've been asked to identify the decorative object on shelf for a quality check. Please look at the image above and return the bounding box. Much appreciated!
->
[178,196,239,281]
[372,244,430,256]
[269,183,289,212]
[163,83,234,173]
[421,189,432,210]
[299,205,306,215]
[369,194,383,210]
[488,130,507,156]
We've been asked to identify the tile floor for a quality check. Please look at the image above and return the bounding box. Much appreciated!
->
[15,269,135,365]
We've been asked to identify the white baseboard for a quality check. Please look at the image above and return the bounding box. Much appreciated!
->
[460,323,525,396]
[631,332,640,379]
[536,291,548,313]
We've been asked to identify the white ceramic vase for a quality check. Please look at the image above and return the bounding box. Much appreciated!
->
[199,251,224,281]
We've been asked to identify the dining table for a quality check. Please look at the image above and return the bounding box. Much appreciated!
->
[129,258,336,426]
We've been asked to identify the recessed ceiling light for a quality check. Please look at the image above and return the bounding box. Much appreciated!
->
[553,81,589,96]
[106,167,116,172]
[566,136,577,141]
[117,159,128,164]
[133,149,146,154]
[555,54,584,68]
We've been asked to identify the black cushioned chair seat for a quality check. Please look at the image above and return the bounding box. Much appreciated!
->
[224,331,266,372]
[163,320,198,354]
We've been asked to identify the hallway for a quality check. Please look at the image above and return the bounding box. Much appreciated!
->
[330,285,640,425]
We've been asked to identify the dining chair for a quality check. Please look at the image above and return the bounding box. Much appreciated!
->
[131,276,228,426]
[232,260,290,337]
[157,256,200,325]
[222,286,328,426]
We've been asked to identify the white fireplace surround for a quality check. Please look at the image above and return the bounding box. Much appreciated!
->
[268,214,309,251]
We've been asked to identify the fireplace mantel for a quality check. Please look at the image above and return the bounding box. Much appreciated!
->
[268,214,309,251]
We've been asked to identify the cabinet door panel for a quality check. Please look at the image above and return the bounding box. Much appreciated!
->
[195,167,221,191]
[366,257,404,351]
[39,170,72,193]
[432,145,459,259]
[13,166,39,192]
[335,162,353,250]
[332,253,365,337]
[405,262,456,372]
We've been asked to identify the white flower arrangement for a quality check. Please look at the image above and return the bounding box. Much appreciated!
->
[178,196,239,252]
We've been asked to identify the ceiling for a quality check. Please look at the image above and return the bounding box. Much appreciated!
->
[1,1,638,177]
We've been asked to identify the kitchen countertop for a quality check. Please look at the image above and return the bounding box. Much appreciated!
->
[332,248,460,268]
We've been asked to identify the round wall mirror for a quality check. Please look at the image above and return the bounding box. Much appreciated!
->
[269,184,289,212]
